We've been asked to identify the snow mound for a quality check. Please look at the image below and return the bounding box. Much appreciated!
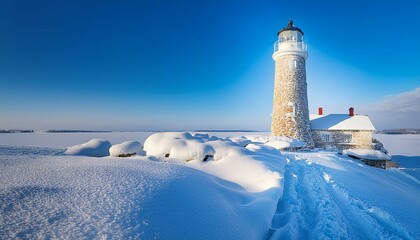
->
[144,132,285,192]
[144,132,214,161]
[143,132,257,161]
[109,141,143,157]
[230,136,252,147]
[205,139,244,160]
[144,132,247,162]
[343,149,392,160]
[64,139,111,157]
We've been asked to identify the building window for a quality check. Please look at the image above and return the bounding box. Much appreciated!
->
[342,133,353,143]
[321,133,331,142]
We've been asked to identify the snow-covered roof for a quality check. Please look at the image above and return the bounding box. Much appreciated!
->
[310,114,375,131]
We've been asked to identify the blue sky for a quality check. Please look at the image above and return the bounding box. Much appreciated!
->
[0,0,419,131]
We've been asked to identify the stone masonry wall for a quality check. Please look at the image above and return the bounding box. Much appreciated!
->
[271,54,313,146]
[312,130,373,150]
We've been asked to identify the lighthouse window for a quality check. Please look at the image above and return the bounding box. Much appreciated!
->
[289,60,298,68]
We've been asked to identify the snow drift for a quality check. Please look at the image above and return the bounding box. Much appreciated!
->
[246,135,306,149]
[343,149,392,160]
[0,133,287,239]
[143,132,285,192]
[64,139,111,157]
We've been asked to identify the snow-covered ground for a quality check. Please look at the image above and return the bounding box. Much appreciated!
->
[0,132,419,239]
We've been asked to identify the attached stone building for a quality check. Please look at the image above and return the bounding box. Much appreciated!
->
[310,108,375,150]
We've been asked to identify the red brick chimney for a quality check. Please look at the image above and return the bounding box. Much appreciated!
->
[349,107,354,116]
[318,107,323,115]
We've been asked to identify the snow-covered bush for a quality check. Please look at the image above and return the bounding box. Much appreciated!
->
[144,132,252,161]
[143,132,285,191]
[206,139,245,161]
[64,139,111,157]
[144,132,215,161]
[343,149,391,161]
[109,141,144,157]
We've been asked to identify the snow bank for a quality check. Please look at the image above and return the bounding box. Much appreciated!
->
[143,132,248,162]
[0,138,286,239]
[189,142,284,192]
[109,141,144,157]
[143,132,286,192]
[64,139,111,157]
[343,149,392,160]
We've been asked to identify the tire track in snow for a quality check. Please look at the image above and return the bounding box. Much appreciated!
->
[268,153,414,240]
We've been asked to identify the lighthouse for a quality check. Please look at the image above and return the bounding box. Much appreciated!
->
[271,20,313,146]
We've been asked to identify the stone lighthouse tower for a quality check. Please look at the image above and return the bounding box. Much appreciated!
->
[271,20,313,146]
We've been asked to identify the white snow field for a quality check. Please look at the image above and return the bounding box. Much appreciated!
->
[0,132,419,239]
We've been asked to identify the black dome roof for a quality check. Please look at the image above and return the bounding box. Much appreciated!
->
[278,20,304,36]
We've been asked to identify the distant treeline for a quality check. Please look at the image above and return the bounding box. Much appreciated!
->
[0,130,113,133]
[45,130,112,133]
[376,129,420,134]
[0,130,34,133]
[1,129,264,134]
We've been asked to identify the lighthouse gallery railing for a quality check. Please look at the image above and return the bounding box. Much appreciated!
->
[273,40,307,53]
